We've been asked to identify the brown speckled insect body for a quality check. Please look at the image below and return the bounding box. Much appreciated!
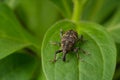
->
[61,30,78,60]
[52,29,86,62]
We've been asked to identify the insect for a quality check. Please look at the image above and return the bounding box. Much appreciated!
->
[51,29,87,62]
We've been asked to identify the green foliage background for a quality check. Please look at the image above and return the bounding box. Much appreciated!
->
[0,0,120,80]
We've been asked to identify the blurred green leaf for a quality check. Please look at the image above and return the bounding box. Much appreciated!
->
[72,0,88,22]
[0,38,30,60]
[41,21,116,80]
[82,0,118,23]
[0,3,40,59]
[37,71,46,80]
[107,24,120,43]
[113,68,120,80]
[0,52,37,80]
[2,0,19,9]
[105,7,120,26]
[15,0,59,41]
[49,0,73,18]
[113,44,120,80]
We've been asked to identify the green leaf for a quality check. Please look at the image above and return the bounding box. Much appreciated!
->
[107,24,120,43]
[15,0,59,45]
[50,0,73,18]
[116,44,120,63]
[113,44,120,80]
[113,67,120,80]
[72,0,88,22]
[105,6,120,44]
[0,3,40,59]
[41,20,116,80]
[0,38,29,60]
[37,71,47,80]
[0,52,37,80]
[105,7,120,26]
[82,0,118,23]
[2,0,19,9]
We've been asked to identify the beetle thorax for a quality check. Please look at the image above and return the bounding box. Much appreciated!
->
[61,30,78,53]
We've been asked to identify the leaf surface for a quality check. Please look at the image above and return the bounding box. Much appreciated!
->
[82,0,118,23]
[15,0,59,46]
[105,5,120,44]
[107,24,120,43]
[0,52,37,80]
[0,3,40,59]
[41,20,116,80]
[50,0,73,18]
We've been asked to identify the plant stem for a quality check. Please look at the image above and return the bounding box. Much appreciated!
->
[72,0,87,22]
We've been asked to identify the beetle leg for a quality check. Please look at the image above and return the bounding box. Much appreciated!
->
[79,35,83,40]
[77,35,83,42]
[80,48,90,55]
[49,41,61,46]
[73,47,80,59]
[62,53,67,62]
[60,29,64,38]
[78,35,87,43]
[52,50,62,63]
[73,47,86,61]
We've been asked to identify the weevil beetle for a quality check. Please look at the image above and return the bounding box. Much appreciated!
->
[51,29,86,62]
